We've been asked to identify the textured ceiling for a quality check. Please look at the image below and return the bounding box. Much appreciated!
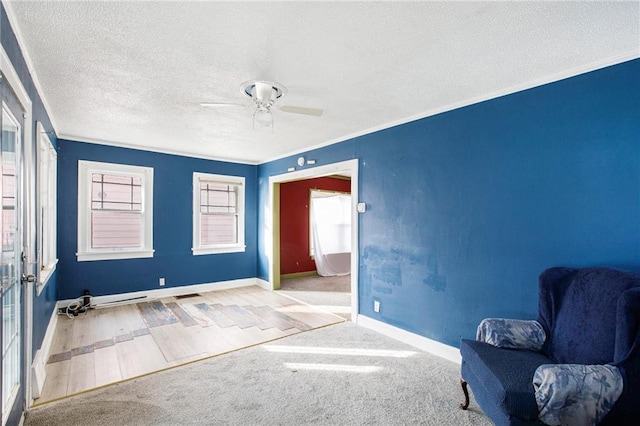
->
[5,1,639,164]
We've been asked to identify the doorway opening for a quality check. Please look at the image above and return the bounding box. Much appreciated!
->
[268,159,358,322]
[280,182,352,320]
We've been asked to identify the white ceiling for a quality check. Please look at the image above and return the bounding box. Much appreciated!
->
[5,1,639,164]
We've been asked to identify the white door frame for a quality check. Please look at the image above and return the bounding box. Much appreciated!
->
[1,45,35,409]
[268,159,359,322]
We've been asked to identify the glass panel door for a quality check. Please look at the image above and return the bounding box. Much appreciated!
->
[1,102,22,423]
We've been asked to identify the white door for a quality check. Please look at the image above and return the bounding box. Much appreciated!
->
[1,78,25,425]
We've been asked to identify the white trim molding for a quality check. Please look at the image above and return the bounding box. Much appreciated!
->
[36,122,58,295]
[255,278,271,290]
[268,159,359,322]
[260,52,640,165]
[30,307,59,402]
[192,172,246,256]
[77,160,154,262]
[1,0,59,132]
[58,133,258,166]
[357,315,462,365]
[57,278,260,309]
[2,39,36,409]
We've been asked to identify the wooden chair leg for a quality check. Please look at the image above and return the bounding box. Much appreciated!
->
[460,378,470,410]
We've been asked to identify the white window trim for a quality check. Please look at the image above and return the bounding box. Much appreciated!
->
[192,172,245,255]
[36,122,58,293]
[77,160,154,262]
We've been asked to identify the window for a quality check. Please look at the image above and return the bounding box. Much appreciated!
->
[309,189,351,256]
[192,172,245,255]
[77,160,153,261]
[37,123,57,293]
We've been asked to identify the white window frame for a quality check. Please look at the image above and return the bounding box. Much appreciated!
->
[36,122,57,293]
[192,172,245,255]
[77,160,154,261]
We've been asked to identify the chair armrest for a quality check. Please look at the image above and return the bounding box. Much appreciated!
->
[615,287,640,363]
[477,318,546,351]
[608,287,640,421]
[533,364,623,426]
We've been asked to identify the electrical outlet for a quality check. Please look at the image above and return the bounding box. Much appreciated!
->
[373,300,380,313]
[159,278,165,287]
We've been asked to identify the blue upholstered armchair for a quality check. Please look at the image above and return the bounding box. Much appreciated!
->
[459,267,640,425]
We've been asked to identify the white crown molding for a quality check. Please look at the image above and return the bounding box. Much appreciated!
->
[261,51,640,165]
[57,133,259,165]
[2,0,59,133]
[63,50,640,169]
[4,0,637,168]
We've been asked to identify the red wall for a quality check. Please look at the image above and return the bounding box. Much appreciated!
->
[280,177,351,275]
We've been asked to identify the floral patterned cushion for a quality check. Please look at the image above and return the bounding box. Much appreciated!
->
[533,364,623,426]
[476,318,546,351]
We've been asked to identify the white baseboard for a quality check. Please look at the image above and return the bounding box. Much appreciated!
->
[356,315,461,365]
[255,278,271,290]
[31,350,46,400]
[58,278,260,309]
[31,304,59,400]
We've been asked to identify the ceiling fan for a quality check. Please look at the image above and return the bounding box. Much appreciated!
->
[201,80,323,129]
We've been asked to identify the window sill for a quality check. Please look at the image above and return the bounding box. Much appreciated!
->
[77,249,154,262]
[36,260,58,296]
[192,245,246,256]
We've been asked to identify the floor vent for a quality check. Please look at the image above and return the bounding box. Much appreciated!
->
[175,293,201,299]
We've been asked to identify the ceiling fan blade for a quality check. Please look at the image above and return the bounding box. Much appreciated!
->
[279,105,324,117]
[200,102,248,107]
[254,81,273,102]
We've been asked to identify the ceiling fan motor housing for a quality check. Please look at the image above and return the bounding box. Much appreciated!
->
[241,80,287,107]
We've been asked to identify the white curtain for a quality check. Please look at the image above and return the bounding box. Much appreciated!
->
[310,192,351,276]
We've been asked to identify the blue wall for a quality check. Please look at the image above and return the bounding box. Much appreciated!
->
[4,0,639,357]
[1,5,59,354]
[258,59,640,348]
[57,140,258,300]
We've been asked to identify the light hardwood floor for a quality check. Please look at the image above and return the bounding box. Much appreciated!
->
[37,285,344,404]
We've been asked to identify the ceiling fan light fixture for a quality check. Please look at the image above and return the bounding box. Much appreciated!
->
[253,107,273,128]
[199,80,321,131]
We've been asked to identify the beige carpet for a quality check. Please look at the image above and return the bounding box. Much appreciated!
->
[280,274,350,292]
[25,322,490,425]
[279,274,351,320]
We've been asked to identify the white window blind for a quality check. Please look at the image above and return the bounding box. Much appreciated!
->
[193,173,245,255]
[91,173,142,248]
